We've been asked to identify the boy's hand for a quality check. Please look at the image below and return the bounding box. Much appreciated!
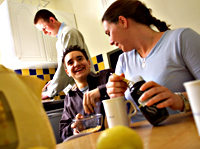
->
[71,113,84,135]
[83,88,100,114]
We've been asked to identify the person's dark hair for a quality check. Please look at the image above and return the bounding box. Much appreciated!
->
[62,45,89,64]
[34,9,58,24]
[102,0,170,32]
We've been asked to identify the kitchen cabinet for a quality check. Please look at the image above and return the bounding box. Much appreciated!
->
[0,0,76,69]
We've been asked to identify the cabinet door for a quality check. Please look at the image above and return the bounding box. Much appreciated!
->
[8,1,47,61]
[42,9,77,62]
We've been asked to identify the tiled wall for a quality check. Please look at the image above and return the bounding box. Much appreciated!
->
[91,54,105,72]
[14,68,56,81]
[14,68,65,100]
[14,54,105,100]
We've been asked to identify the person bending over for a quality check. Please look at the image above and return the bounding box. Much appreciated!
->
[34,9,95,100]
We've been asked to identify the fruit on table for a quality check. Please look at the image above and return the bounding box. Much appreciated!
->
[97,125,143,149]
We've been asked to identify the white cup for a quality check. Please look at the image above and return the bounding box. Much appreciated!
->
[102,96,137,128]
[184,80,200,136]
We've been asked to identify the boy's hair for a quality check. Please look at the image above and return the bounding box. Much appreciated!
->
[62,45,89,64]
[34,9,58,24]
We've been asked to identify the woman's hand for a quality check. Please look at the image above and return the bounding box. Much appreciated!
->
[106,73,128,98]
[139,81,184,110]
[83,88,101,114]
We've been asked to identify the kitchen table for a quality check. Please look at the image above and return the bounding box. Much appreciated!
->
[56,112,200,149]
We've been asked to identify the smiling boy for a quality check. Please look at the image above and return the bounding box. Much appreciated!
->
[59,45,114,140]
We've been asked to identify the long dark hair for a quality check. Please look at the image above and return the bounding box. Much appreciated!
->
[102,0,170,32]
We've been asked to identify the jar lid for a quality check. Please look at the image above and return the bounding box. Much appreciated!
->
[130,75,144,83]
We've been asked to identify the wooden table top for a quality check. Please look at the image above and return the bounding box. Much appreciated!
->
[56,112,200,149]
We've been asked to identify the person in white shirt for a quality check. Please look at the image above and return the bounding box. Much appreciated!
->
[101,0,200,122]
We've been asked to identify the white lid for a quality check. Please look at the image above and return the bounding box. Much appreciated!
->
[130,75,144,83]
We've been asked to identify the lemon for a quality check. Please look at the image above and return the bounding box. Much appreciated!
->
[97,125,143,149]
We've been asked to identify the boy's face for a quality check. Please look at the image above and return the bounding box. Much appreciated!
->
[35,17,58,37]
[64,51,91,82]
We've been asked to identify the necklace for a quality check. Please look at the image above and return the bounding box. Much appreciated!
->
[141,31,155,68]
[142,58,146,68]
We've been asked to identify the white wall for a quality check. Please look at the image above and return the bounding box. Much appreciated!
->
[1,0,200,68]
[59,0,200,69]
[67,0,113,69]
[141,0,200,33]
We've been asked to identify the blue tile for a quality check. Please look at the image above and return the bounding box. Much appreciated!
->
[96,54,103,63]
[14,69,22,75]
[37,75,44,80]
[60,95,65,99]
[94,64,99,72]
[50,74,54,80]
[29,69,36,75]
[43,69,49,74]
